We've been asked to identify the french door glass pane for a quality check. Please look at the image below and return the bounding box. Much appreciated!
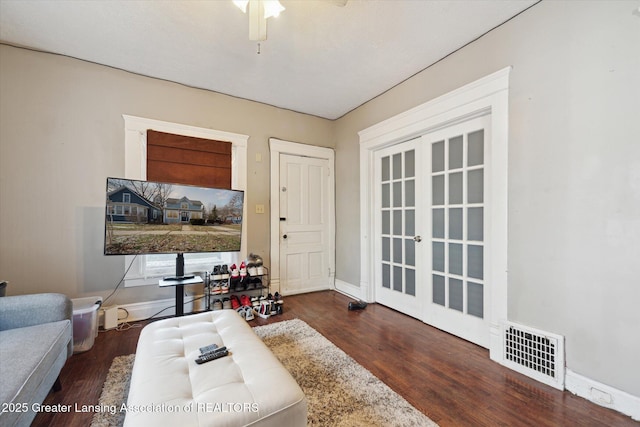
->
[468,207,483,241]
[393,266,402,292]
[393,154,402,179]
[433,208,445,239]
[449,243,463,276]
[467,281,484,318]
[449,136,463,169]
[406,269,416,296]
[382,156,390,180]
[393,210,402,235]
[449,208,463,240]
[449,172,463,204]
[432,141,445,172]
[449,278,463,312]
[468,245,483,279]
[405,239,415,266]
[405,210,415,236]
[382,263,391,289]
[433,274,445,306]
[382,211,390,234]
[432,175,445,205]
[468,130,484,166]
[405,150,415,178]
[468,169,484,203]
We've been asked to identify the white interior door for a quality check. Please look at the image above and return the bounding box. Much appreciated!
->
[374,138,424,318]
[279,154,331,295]
[373,115,491,348]
[422,115,491,348]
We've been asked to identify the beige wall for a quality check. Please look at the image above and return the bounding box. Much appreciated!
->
[0,44,334,305]
[334,1,640,398]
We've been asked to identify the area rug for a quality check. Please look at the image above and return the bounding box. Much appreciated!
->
[92,319,437,426]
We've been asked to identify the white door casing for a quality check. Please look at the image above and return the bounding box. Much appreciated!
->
[270,138,335,295]
[359,68,509,360]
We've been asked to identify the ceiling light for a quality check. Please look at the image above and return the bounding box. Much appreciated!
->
[233,0,285,41]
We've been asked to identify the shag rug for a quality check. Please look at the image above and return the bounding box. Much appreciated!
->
[92,319,437,426]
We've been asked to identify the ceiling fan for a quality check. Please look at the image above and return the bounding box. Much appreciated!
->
[233,0,348,42]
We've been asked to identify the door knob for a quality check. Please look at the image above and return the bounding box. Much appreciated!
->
[413,235,422,242]
[283,234,288,239]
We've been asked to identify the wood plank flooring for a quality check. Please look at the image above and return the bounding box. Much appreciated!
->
[33,290,637,426]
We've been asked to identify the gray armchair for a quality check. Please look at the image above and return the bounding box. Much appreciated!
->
[0,293,73,427]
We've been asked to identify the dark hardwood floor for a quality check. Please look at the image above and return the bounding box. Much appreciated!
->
[33,290,637,426]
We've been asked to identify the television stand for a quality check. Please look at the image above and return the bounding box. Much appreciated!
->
[158,254,202,317]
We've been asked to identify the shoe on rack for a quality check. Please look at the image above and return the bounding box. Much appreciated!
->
[239,261,247,278]
[240,294,251,307]
[251,296,260,307]
[247,253,259,276]
[212,299,223,311]
[234,276,245,292]
[221,281,230,294]
[246,278,256,290]
[221,264,230,279]
[230,264,239,279]
[230,294,241,310]
[244,306,255,321]
[222,297,232,310]
[212,265,222,280]
[253,278,263,289]
[211,281,222,295]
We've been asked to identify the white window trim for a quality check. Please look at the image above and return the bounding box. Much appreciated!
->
[358,67,510,362]
[122,115,248,287]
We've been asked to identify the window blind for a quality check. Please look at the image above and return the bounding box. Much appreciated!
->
[146,130,232,189]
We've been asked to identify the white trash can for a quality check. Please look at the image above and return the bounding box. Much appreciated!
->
[71,296,102,353]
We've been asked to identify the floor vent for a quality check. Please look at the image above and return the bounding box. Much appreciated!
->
[501,321,565,390]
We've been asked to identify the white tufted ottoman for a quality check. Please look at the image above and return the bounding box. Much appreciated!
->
[123,310,307,427]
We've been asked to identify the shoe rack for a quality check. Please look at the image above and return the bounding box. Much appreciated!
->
[205,266,270,311]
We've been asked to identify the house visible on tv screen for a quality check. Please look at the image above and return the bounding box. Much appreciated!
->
[106,186,163,223]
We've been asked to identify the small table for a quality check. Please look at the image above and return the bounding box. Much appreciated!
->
[159,276,203,317]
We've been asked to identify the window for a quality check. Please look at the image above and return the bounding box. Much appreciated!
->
[123,193,131,203]
[122,115,248,287]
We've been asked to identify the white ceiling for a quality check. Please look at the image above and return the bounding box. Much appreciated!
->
[0,0,537,120]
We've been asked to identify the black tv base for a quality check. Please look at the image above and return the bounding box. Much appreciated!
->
[158,254,203,317]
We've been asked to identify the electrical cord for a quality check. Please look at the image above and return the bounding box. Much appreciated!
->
[103,254,138,305]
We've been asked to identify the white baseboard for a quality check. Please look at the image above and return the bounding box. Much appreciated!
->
[334,279,362,300]
[565,368,640,421]
[117,293,206,323]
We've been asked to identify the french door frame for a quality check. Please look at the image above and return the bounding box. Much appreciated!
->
[359,67,510,361]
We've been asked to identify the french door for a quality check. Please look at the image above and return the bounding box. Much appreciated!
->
[374,138,422,318]
[374,115,491,348]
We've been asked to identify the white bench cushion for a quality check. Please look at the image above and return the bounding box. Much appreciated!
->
[124,310,306,427]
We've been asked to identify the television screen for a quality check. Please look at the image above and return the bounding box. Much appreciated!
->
[104,177,243,255]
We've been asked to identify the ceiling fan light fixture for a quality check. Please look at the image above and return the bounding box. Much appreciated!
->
[263,0,285,19]
[233,0,285,41]
[233,0,249,13]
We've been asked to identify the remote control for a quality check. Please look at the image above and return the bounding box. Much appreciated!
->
[199,343,219,354]
[196,349,229,364]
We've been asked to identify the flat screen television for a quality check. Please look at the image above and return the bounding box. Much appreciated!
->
[104,177,243,277]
